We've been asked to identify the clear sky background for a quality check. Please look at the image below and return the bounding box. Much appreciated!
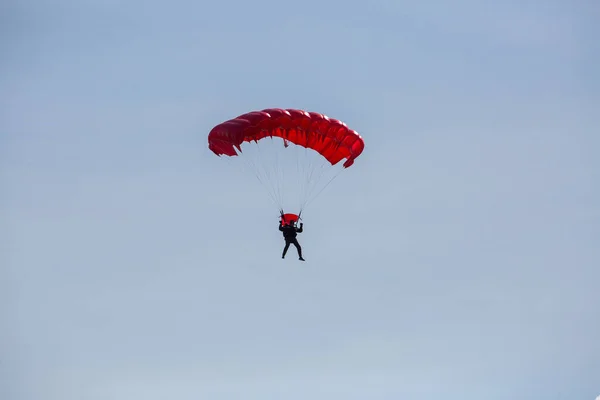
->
[2,0,599,399]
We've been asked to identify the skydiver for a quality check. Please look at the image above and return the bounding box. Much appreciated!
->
[279,219,305,261]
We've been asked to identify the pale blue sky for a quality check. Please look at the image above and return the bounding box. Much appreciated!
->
[2,1,599,399]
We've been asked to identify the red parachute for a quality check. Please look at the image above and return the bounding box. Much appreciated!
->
[208,108,365,218]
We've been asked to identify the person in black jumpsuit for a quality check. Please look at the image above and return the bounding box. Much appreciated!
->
[279,220,305,261]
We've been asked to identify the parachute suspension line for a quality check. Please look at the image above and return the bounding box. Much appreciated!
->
[301,165,345,212]
[304,159,328,203]
[247,142,276,206]
[290,145,311,216]
[269,137,278,205]
[299,143,313,213]
[279,138,287,208]
[297,143,327,211]
[279,137,342,217]
[222,133,351,219]
[250,152,281,209]
[274,137,284,208]
[254,138,283,210]
[299,143,308,212]
[295,142,303,213]
[288,141,306,214]
[300,165,324,213]
[296,145,307,213]
[252,139,285,211]
[223,147,280,210]
[301,143,316,211]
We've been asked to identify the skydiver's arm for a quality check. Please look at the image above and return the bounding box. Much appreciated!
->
[296,224,303,233]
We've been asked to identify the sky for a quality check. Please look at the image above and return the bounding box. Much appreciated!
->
[2,0,599,399]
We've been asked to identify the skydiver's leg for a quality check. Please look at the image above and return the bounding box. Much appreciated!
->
[292,239,303,260]
[282,240,291,258]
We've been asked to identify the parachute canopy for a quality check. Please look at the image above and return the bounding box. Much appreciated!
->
[208,108,364,168]
[208,108,365,217]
